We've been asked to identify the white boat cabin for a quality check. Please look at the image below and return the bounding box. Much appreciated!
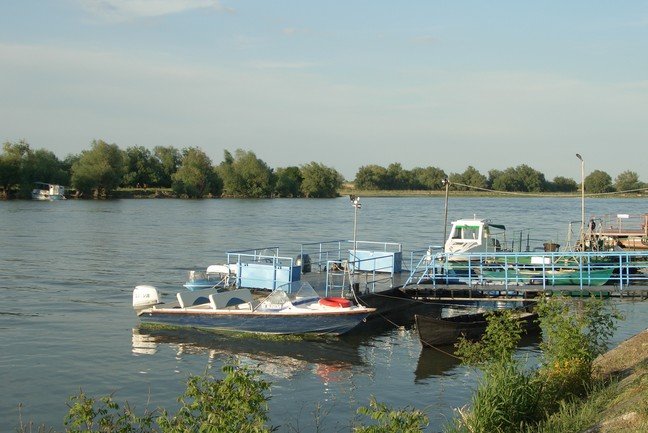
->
[444,218,506,259]
[31,182,66,200]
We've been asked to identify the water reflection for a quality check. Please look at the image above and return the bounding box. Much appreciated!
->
[132,326,366,381]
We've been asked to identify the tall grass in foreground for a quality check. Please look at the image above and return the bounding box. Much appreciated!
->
[446,296,621,433]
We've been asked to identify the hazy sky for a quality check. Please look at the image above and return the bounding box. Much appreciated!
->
[1,1,647,181]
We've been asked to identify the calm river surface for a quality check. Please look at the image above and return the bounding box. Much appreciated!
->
[1,196,647,432]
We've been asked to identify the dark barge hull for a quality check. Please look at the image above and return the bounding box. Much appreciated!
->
[415,310,538,347]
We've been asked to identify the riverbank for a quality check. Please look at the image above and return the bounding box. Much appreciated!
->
[582,328,648,432]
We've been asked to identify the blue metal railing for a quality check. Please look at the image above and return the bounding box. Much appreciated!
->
[402,250,648,291]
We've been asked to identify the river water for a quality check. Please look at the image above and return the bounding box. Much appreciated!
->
[1,196,647,432]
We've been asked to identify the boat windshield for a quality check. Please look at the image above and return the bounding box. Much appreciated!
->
[453,225,480,240]
[292,281,319,300]
[261,289,291,306]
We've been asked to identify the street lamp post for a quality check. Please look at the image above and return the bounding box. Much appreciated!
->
[576,153,585,244]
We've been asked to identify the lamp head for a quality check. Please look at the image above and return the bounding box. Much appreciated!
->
[576,153,583,161]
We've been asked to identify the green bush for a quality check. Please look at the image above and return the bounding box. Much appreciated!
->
[355,397,429,433]
[60,363,273,433]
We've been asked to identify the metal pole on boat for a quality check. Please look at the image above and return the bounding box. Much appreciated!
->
[576,154,585,245]
[442,178,450,247]
[350,195,361,267]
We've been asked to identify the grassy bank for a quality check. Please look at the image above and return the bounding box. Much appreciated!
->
[523,328,648,433]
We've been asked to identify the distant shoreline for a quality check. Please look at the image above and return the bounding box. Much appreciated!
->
[104,188,645,199]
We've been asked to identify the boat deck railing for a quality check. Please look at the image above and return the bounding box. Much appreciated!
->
[403,250,648,292]
[324,252,401,296]
[226,247,300,291]
[298,239,402,274]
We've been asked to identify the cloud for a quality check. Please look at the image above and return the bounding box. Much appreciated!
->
[78,0,231,21]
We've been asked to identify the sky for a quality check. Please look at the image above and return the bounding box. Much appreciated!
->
[1,1,647,181]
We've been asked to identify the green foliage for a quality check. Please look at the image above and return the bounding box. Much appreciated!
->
[122,146,163,188]
[489,165,547,192]
[584,169,613,194]
[411,166,447,190]
[614,170,643,192]
[449,166,488,191]
[273,166,303,197]
[537,297,620,366]
[355,397,429,433]
[172,147,222,198]
[449,297,621,433]
[218,149,274,198]
[153,146,181,188]
[355,164,389,190]
[300,162,343,198]
[64,390,155,432]
[550,176,578,192]
[354,164,446,190]
[158,364,273,433]
[454,310,525,367]
[71,140,125,198]
[59,363,273,433]
[451,363,541,433]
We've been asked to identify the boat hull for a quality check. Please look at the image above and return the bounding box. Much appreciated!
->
[415,310,538,347]
[137,308,372,336]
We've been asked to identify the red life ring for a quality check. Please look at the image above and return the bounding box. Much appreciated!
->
[319,297,352,308]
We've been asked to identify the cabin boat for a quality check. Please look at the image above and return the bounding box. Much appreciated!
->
[444,218,507,260]
[132,281,375,336]
[31,182,66,200]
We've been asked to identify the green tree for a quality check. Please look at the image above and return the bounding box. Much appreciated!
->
[274,166,303,197]
[410,166,447,190]
[153,146,181,188]
[71,140,125,198]
[300,162,343,198]
[28,149,69,186]
[449,166,488,191]
[122,146,162,188]
[354,165,389,190]
[550,176,578,192]
[614,170,641,192]
[385,163,412,189]
[172,147,221,198]
[217,149,274,198]
[489,165,547,192]
[584,170,613,194]
[0,140,31,196]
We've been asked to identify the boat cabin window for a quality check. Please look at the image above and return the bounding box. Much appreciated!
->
[452,225,481,240]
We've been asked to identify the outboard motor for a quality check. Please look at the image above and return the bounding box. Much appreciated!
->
[295,254,311,273]
[133,285,160,311]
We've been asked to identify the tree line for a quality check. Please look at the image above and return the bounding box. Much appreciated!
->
[355,163,646,194]
[1,139,645,199]
[0,140,343,199]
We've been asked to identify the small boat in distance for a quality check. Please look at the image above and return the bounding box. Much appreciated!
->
[31,182,66,200]
[132,281,375,336]
[415,307,538,347]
